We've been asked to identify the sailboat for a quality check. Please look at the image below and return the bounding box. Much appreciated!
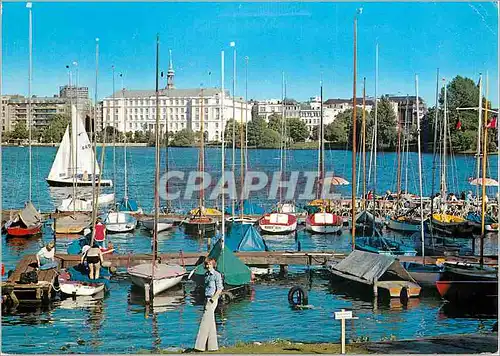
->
[128,35,186,296]
[184,88,218,235]
[429,79,473,237]
[46,106,113,187]
[305,81,342,234]
[436,77,498,308]
[259,74,298,234]
[6,4,42,237]
[101,78,138,234]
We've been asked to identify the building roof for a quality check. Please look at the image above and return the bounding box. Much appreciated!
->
[107,88,235,100]
[386,95,425,104]
[9,96,68,104]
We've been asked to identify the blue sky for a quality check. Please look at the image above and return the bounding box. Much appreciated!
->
[2,2,499,107]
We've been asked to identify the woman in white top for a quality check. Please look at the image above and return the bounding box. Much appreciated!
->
[36,242,55,269]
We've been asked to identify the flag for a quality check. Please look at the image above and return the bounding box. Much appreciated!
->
[455,119,462,130]
[486,116,497,129]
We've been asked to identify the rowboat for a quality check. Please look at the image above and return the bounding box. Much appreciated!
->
[5,202,43,237]
[305,212,342,234]
[430,213,474,238]
[355,231,417,257]
[141,218,175,233]
[101,212,137,233]
[58,266,110,297]
[259,213,297,234]
[128,263,185,296]
[54,213,91,234]
[386,215,422,233]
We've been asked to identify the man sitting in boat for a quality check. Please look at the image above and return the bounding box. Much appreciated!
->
[81,243,104,280]
[36,242,57,270]
[82,170,89,181]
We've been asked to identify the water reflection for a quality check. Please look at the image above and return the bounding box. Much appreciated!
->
[128,285,186,313]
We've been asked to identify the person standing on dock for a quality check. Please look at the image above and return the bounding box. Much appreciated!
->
[81,243,104,279]
[194,258,223,352]
[94,218,106,248]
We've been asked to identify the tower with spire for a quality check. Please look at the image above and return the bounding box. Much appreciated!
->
[166,49,175,90]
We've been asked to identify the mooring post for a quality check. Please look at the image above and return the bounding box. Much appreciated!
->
[341,308,346,354]
[279,264,288,277]
[373,280,378,298]
[207,236,211,252]
[145,283,151,305]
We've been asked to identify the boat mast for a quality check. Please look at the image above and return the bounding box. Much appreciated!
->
[351,15,357,250]
[220,50,225,249]
[200,88,205,210]
[479,75,489,268]
[415,75,425,262]
[371,43,378,233]
[112,65,116,205]
[244,56,249,178]
[231,42,236,218]
[239,101,244,219]
[361,77,366,210]
[152,33,160,274]
[319,81,324,200]
[430,68,439,234]
[122,75,128,202]
[27,2,33,203]
[396,99,402,204]
[279,72,285,205]
[475,74,483,199]
[90,38,100,246]
[441,79,448,200]
[404,95,410,196]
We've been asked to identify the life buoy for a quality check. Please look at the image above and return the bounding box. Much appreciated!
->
[288,286,308,306]
[219,291,235,305]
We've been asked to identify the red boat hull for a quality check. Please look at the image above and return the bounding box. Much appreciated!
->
[6,224,42,237]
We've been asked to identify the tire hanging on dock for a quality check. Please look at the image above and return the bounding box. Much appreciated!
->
[288,286,308,306]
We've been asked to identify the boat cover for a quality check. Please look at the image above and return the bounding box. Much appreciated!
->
[226,224,268,252]
[67,265,111,290]
[330,250,416,284]
[225,201,265,215]
[269,213,289,224]
[117,198,140,212]
[128,263,185,279]
[19,202,42,227]
[193,239,251,286]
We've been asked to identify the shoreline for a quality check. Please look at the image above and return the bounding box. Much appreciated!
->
[1,142,498,155]
[155,333,498,354]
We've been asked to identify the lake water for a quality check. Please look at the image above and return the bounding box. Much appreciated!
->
[1,146,498,354]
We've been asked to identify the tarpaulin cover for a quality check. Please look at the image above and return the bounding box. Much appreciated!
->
[193,239,251,287]
[68,265,111,290]
[226,224,268,252]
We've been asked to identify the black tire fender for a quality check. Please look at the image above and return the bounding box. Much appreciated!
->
[288,286,308,306]
[219,291,235,305]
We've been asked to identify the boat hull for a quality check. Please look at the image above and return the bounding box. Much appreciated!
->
[103,212,137,233]
[305,213,342,234]
[259,213,297,234]
[142,219,174,233]
[226,216,259,225]
[128,274,183,296]
[46,178,113,187]
[59,281,105,296]
[430,215,474,238]
[387,218,422,233]
[183,218,216,235]
[6,223,42,237]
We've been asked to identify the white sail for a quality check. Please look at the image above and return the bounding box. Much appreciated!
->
[47,105,101,181]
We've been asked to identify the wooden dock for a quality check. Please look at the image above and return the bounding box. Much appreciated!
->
[2,255,58,305]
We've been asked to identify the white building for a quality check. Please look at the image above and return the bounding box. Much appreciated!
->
[255,99,301,120]
[102,88,251,142]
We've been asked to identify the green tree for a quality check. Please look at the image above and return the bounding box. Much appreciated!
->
[267,113,283,133]
[377,96,398,149]
[133,130,145,143]
[246,117,281,148]
[286,117,309,143]
[11,121,29,140]
[224,119,244,147]
[124,131,134,143]
[171,128,195,147]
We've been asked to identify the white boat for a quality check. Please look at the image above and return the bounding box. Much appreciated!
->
[259,213,297,234]
[142,218,174,233]
[386,216,422,233]
[58,269,105,297]
[102,212,137,233]
[128,263,185,296]
[57,193,115,212]
[226,215,258,225]
[305,212,343,234]
[46,105,112,187]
